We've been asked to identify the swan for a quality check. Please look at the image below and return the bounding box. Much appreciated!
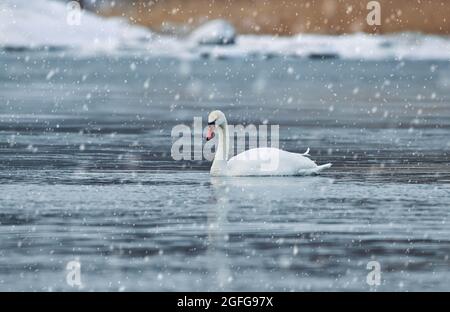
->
[205,110,332,176]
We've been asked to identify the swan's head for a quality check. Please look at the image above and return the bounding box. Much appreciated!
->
[206,110,226,141]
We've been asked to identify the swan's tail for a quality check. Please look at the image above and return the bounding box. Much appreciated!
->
[297,163,332,175]
[315,163,332,172]
[302,148,310,156]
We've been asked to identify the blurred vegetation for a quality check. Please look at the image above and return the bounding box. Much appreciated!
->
[87,0,450,35]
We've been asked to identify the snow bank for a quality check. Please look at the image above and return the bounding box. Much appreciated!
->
[214,32,450,61]
[1,0,450,61]
[189,20,236,45]
[0,0,152,52]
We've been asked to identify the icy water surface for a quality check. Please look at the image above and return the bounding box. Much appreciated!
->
[0,53,449,291]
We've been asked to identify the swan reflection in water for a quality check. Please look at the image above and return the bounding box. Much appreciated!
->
[207,176,335,290]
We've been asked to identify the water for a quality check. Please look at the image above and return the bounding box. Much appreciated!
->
[0,52,449,291]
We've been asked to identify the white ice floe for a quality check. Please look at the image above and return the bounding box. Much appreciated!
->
[1,0,450,61]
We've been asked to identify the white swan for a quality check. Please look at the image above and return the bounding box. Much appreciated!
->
[206,110,332,176]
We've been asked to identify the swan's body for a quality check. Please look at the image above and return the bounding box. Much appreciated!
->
[206,110,332,176]
[227,147,331,176]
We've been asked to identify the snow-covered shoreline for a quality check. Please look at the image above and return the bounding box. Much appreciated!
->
[1,0,450,61]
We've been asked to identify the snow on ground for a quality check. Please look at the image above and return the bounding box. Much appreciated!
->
[0,0,152,52]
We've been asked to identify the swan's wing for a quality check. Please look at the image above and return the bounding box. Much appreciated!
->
[227,147,318,176]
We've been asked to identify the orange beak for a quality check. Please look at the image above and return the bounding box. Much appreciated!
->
[206,125,215,141]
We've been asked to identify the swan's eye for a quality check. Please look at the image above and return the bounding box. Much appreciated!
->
[207,120,216,126]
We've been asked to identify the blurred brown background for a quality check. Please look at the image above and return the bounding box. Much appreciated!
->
[95,0,450,35]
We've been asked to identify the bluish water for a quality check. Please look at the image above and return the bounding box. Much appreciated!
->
[0,52,449,291]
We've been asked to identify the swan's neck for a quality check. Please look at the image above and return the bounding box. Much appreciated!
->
[216,122,229,161]
[211,122,229,176]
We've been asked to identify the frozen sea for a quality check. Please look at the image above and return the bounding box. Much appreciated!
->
[0,50,449,291]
